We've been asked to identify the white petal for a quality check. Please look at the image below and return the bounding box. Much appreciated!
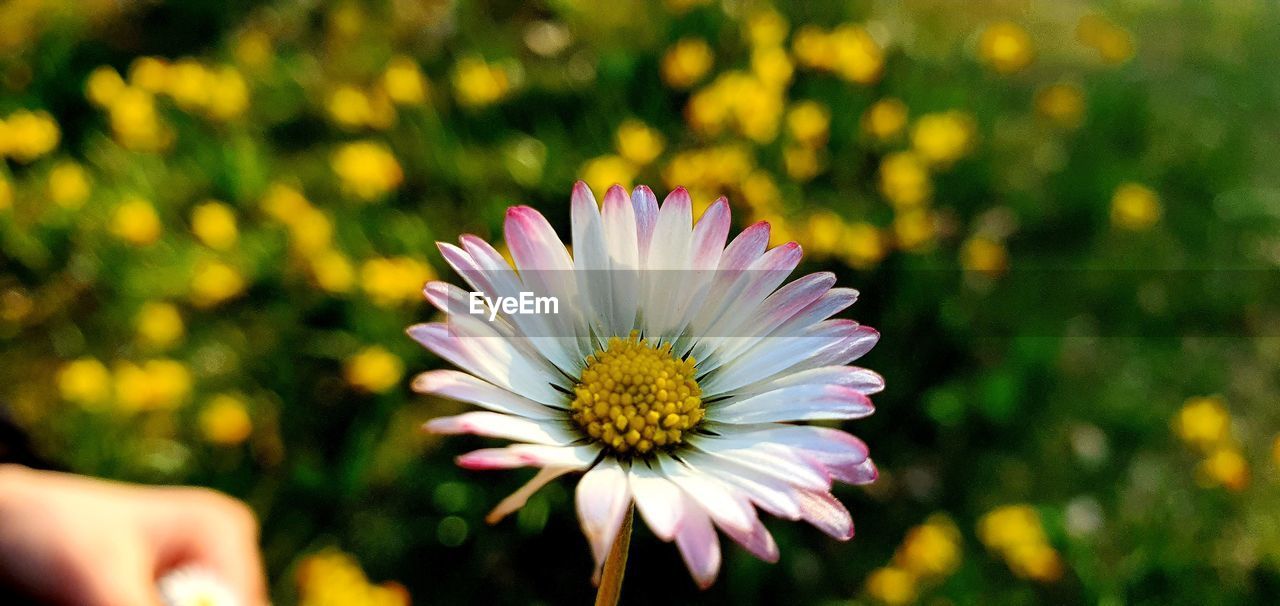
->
[682,451,803,519]
[718,511,779,563]
[733,365,884,397]
[673,493,721,589]
[628,463,686,542]
[796,489,855,540]
[690,198,730,271]
[456,444,598,470]
[602,185,640,334]
[423,412,577,445]
[407,323,566,405]
[576,460,632,575]
[711,384,875,423]
[657,457,754,535]
[630,185,659,261]
[411,370,561,419]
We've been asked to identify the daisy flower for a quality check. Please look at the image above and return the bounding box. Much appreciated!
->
[411,182,882,589]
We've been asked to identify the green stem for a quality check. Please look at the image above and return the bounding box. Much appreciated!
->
[594,506,634,606]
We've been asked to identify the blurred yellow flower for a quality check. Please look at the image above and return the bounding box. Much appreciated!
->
[114,359,192,412]
[978,21,1034,74]
[879,151,931,208]
[361,257,434,307]
[128,56,170,93]
[308,249,356,294]
[111,197,163,246]
[206,66,250,121]
[783,145,821,181]
[289,208,336,257]
[47,161,90,209]
[1273,435,1280,467]
[297,549,410,606]
[1198,447,1250,492]
[863,98,908,141]
[911,111,976,167]
[191,201,239,250]
[614,119,665,166]
[750,46,794,90]
[1005,542,1064,582]
[831,23,883,84]
[383,56,428,105]
[85,66,125,107]
[893,209,935,252]
[895,516,963,578]
[1174,395,1231,451]
[199,394,253,446]
[962,236,1009,277]
[328,85,375,129]
[786,101,830,147]
[166,58,211,112]
[261,183,311,222]
[345,346,404,393]
[660,38,713,89]
[0,110,61,162]
[581,155,636,195]
[107,87,170,151]
[332,141,404,200]
[746,10,788,49]
[979,504,1064,582]
[978,505,1047,552]
[136,302,185,349]
[1077,14,1134,65]
[842,222,887,269]
[234,29,274,70]
[452,56,512,108]
[58,358,112,408]
[662,145,754,199]
[803,212,845,258]
[1110,182,1161,230]
[1035,83,1086,129]
[792,26,833,70]
[740,170,781,215]
[190,260,246,308]
[865,566,916,606]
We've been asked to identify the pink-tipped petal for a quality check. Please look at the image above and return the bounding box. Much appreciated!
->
[505,206,574,271]
[411,370,559,419]
[576,461,632,577]
[711,384,875,423]
[456,444,597,470]
[423,411,577,445]
[690,198,730,271]
[796,490,855,540]
[718,221,771,271]
[486,466,576,524]
[673,496,721,589]
[719,512,780,563]
[631,185,659,260]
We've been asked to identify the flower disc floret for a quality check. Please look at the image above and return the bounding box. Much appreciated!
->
[570,332,704,456]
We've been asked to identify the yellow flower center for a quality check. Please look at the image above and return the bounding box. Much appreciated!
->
[570,333,705,456]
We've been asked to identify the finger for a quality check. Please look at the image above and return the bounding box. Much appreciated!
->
[66,546,165,606]
[143,488,269,606]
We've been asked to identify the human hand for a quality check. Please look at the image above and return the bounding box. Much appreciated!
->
[0,464,267,606]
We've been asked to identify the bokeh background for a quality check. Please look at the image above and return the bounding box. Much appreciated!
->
[2,0,1280,603]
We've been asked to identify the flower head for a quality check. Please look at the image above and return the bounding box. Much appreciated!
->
[411,183,882,587]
